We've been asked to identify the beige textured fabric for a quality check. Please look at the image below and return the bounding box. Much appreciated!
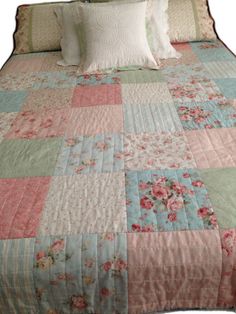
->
[77,1,159,74]
[168,0,216,42]
[14,2,80,54]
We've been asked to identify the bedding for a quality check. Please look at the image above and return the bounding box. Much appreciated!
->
[54,3,82,66]
[76,1,159,74]
[0,40,236,313]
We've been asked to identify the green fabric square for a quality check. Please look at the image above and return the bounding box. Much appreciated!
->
[119,69,164,84]
[0,91,27,112]
[0,138,62,178]
[200,168,236,229]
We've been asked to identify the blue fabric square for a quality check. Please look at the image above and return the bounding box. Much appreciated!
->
[125,169,217,232]
[0,91,27,112]
[215,79,236,99]
[190,42,235,62]
[176,100,236,130]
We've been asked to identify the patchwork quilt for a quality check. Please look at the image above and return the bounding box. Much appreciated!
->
[0,41,236,314]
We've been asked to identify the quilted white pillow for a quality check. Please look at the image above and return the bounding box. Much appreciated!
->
[54,3,81,66]
[77,1,159,74]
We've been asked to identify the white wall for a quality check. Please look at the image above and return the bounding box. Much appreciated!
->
[0,0,236,68]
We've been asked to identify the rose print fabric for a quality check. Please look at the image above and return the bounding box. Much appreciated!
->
[0,40,236,313]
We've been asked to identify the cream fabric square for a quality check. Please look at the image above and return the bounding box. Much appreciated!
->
[121,82,173,105]
[77,1,159,74]
[38,173,127,235]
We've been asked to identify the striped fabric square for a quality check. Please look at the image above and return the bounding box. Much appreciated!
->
[0,238,38,313]
[124,103,183,134]
[55,133,124,175]
[127,230,222,313]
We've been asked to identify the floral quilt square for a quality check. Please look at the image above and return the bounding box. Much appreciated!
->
[34,233,128,313]
[176,100,236,130]
[121,83,173,105]
[201,168,236,229]
[0,177,51,239]
[5,109,68,140]
[186,128,236,168]
[72,84,122,107]
[0,72,77,91]
[0,91,27,112]
[124,103,183,134]
[77,73,120,86]
[162,64,209,84]
[55,133,124,175]
[0,112,18,143]
[23,88,74,111]
[0,138,62,178]
[190,42,235,62]
[38,173,127,235]
[169,79,224,104]
[125,169,217,232]
[123,132,196,170]
[66,106,123,137]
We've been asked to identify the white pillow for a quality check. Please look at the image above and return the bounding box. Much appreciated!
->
[146,0,181,59]
[54,3,81,66]
[76,1,159,74]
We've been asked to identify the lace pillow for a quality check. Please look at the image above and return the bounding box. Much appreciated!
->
[55,3,81,66]
[77,1,159,74]
[146,0,181,59]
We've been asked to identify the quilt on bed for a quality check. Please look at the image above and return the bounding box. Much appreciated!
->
[0,40,236,314]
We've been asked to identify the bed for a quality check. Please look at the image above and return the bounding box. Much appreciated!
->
[0,32,236,313]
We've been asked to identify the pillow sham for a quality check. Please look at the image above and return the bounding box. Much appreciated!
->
[90,0,217,43]
[14,1,82,54]
[54,3,81,66]
[168,0,217,42]
[77,1,159,74]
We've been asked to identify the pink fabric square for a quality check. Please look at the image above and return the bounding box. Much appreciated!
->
[72,84,122,107]
[173,43,192,51]
[185,128,236,168]
[127,230,222,313]
[0,177,51,239]
[5,109,69,140]
[66,106,123,136]
[1,57,45,75]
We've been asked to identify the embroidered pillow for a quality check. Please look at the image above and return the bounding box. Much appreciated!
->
[168,0,217,43]
[14,1,81,54]
[77,1,159,74]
